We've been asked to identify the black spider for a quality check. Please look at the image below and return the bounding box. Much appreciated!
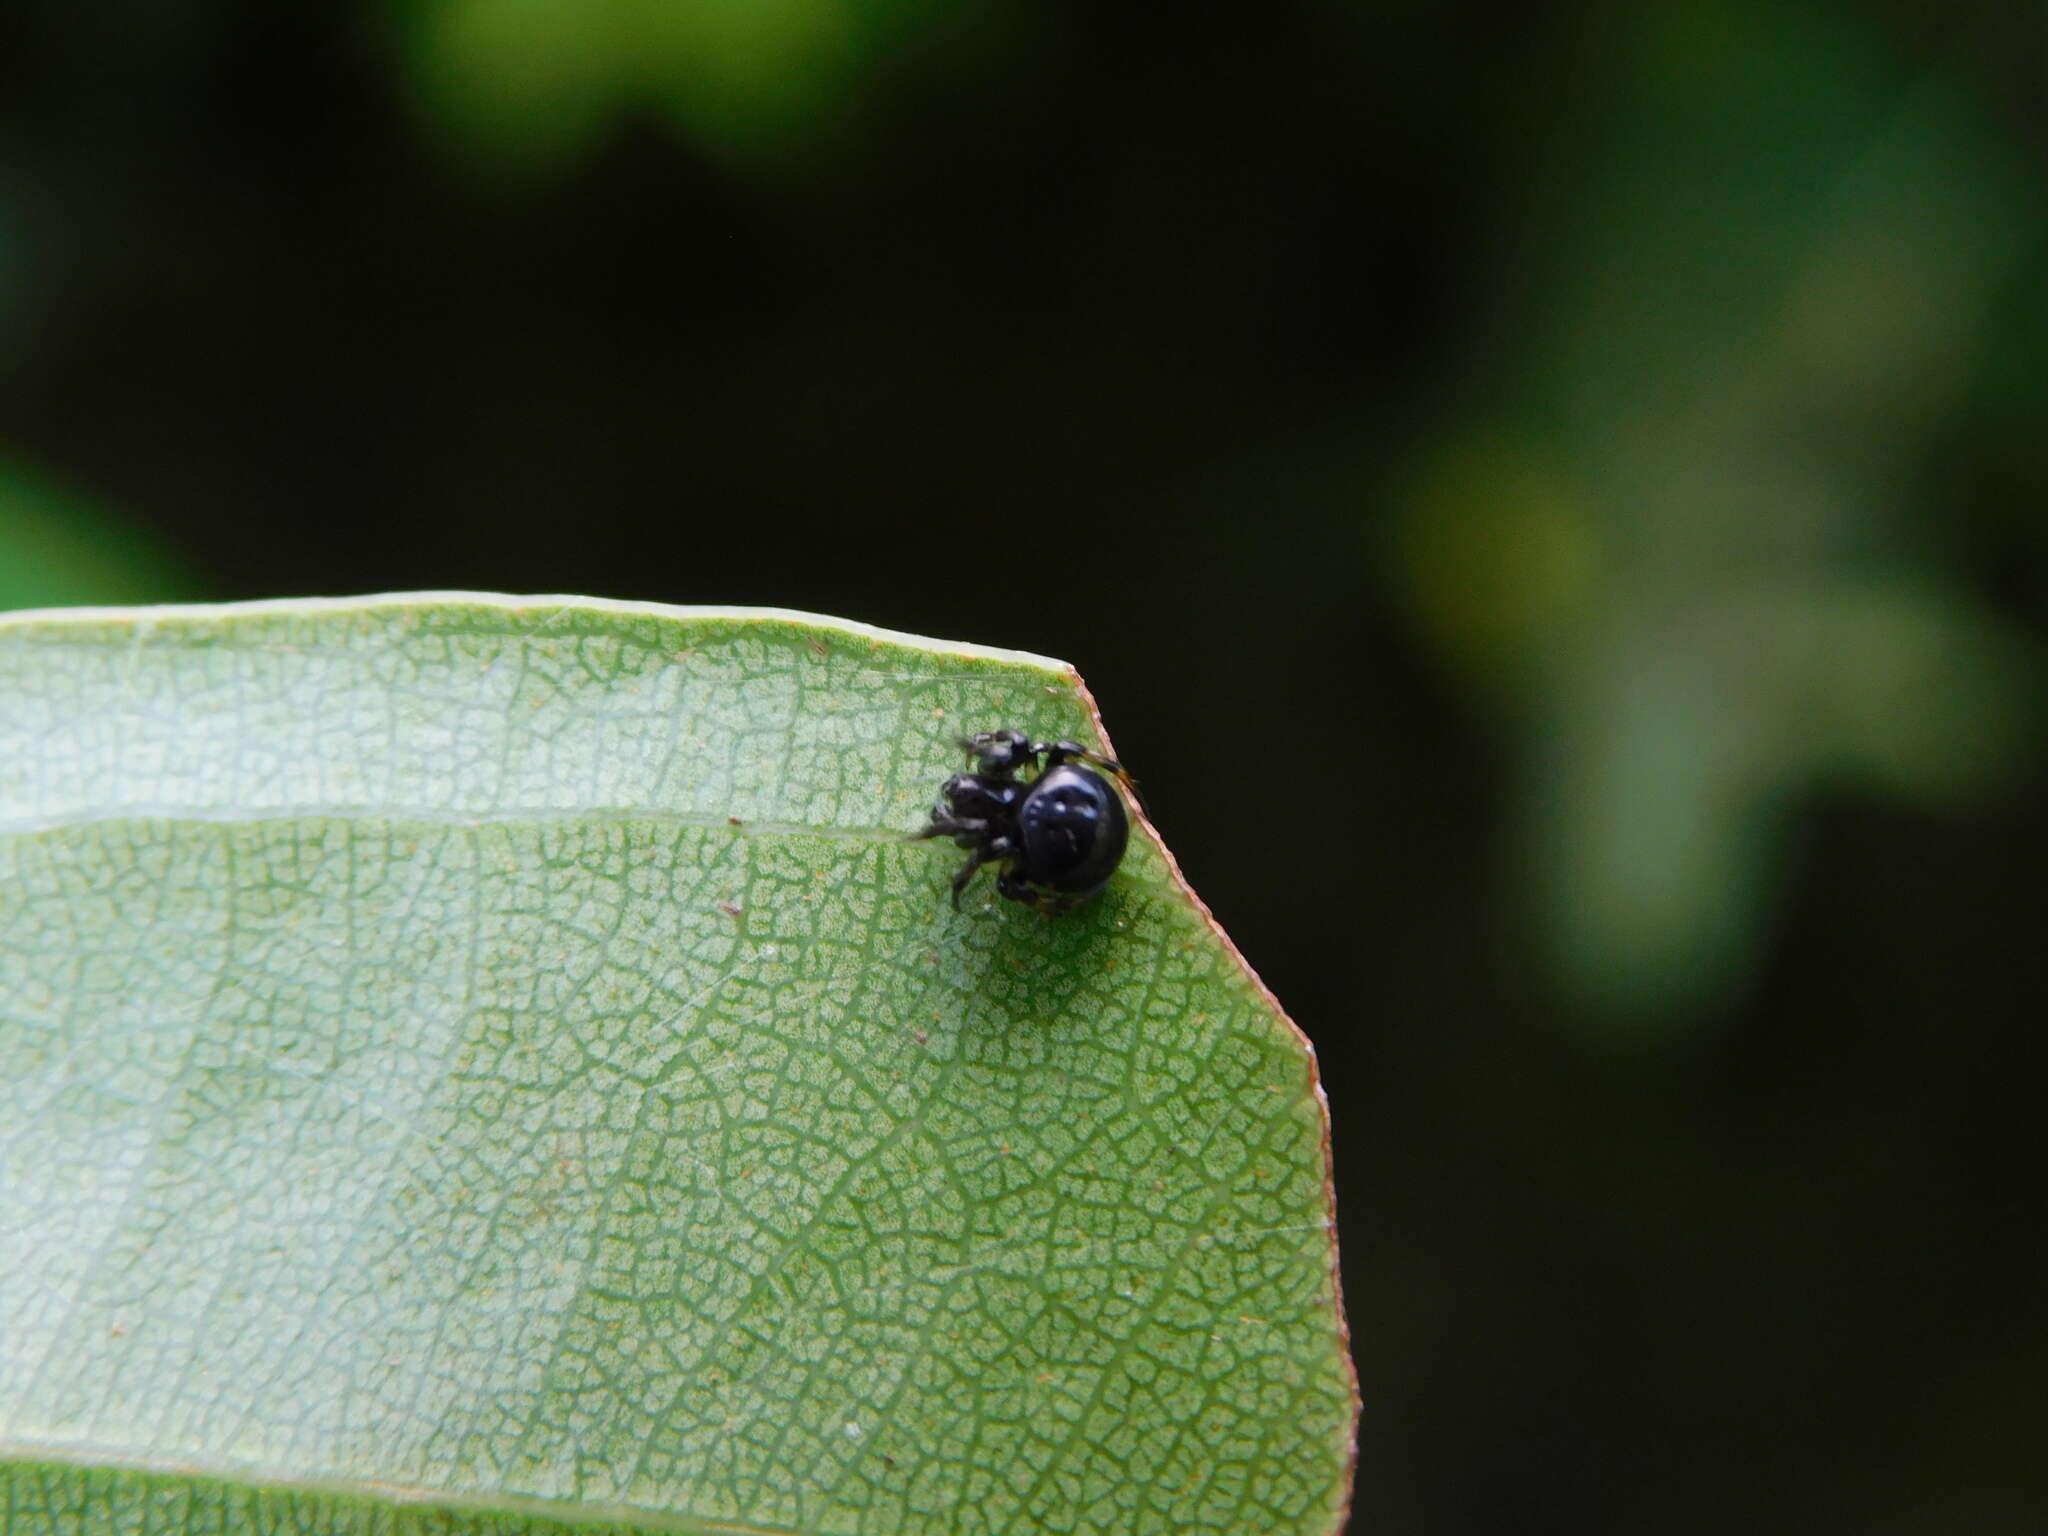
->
[912,729,1134,912]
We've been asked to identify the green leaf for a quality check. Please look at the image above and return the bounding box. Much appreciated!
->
[0,594,1355,1536]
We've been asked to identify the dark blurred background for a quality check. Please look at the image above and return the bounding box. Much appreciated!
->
[4,1,2045,1528]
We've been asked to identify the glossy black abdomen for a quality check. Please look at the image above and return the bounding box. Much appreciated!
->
[1016,763,1129,895]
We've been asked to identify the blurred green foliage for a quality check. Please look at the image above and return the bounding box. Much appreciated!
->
[393,0,1014,174]
[0,459,195,610]
[1385,4,2042,1028]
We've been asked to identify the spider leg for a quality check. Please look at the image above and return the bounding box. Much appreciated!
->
[950,849,992,907]
[995,869,1041,907]
[910,807,971,840]
[999,868,1096,915]
[961,730,1036,779]
[913,794,1000,832]
[1039,740,1145,813]
[1040,739,1126,777]
[952,833,1028,908]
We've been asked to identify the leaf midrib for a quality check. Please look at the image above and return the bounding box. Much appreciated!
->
[0,806,1175,902]
[0,1437,826,1536]
[0,806,907,841]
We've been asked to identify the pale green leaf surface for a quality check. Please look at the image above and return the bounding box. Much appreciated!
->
[0,594,1354,1536]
